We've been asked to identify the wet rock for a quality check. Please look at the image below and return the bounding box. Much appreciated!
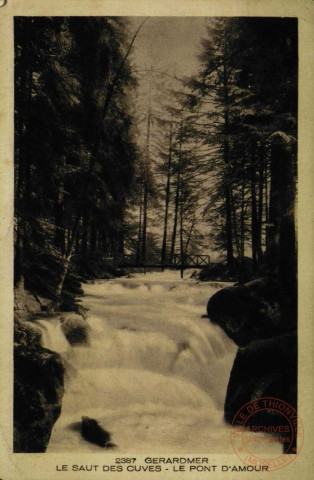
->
[81,416,113,448]
[207,278,284,347]
[198,263,237,282]
[60,314,89,345]
[14,282,54,318]
[14,317,42,347]
[14,284,41,320]
[14,343,64,452]
[37,296,54,313]
[207,276,297,448]
[224,331,297,424]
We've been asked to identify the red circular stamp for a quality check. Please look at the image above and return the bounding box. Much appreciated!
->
[230,397,304,472]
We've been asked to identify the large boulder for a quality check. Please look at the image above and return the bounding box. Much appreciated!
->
[60,314,89,345]
[224,331,297,424]
[14,343,64,452]
[206,276,297,449]
[207,277,286,347]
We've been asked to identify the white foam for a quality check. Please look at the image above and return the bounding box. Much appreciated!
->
[34,270,276,454]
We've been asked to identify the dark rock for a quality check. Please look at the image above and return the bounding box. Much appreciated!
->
[14,283,42,320]
[37,296,54,312]
[81,416,113,448]
[199,263,232,282]
[14,317,42,347]
[15,282,55,320]
[199,257,257,283]
[60,315,89,345]
[208,276,297,452]
[224,331,297,426]
[207,277,286,347]
[14,343,64,452]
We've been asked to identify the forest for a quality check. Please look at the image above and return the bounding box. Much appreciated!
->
[13,16,299,456]
[14,16,297,312]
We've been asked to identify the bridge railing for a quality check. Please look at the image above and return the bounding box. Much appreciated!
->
[117,253,210,268]
[172,254,211,267]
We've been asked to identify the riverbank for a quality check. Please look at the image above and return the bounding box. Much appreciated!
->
[14,270,285,455]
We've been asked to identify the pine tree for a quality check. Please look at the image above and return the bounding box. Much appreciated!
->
[186,17,297,286]
[14,17,141,306]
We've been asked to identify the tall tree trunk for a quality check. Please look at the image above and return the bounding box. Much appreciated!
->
[179,193,184,279]
[15,124,25,286]
[55,197,65,255]
[75,229,81,255]
[118,223,125,256]
[170,169,180,264]
[231,190,241,260]
[161,123,173,271]
[250,144,258,273]
[81,214,88,257]
[239,174,246,283]
[102,231,108,256]
[96,229,101,251]
[54,157,66,254]
[178,123,184,279]
[136,189,143,266]
[141,85,152,268]
[141,184,148,266]
[265,153,270,254]
[267,145,281,268]
[268,138,297,327]
[15,65,33,285]
[225,183,234,271]
[279,145,297,327]
[90,224,96,253]
[184,214,196,256]
[222,54,234,272]
[256,143,265,264]
[67,228,71,250]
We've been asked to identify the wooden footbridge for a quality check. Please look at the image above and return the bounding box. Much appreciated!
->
[117,253,210,269]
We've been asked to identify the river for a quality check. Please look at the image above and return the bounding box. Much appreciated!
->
[37,270,239,453]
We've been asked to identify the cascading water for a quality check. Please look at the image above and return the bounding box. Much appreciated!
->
[34,317,70,354]
[35,271,241,452]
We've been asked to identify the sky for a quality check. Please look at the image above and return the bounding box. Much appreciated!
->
[127,16,209,145]
[128,17,207,79]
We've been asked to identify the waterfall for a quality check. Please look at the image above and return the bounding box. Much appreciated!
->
[35,271,241,453]
[34,318,70,354]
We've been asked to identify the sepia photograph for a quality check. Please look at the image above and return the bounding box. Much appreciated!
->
[0,1,313,478]
[13,15,299,457]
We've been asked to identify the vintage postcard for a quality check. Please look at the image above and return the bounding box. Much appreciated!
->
[0,0,313,479]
